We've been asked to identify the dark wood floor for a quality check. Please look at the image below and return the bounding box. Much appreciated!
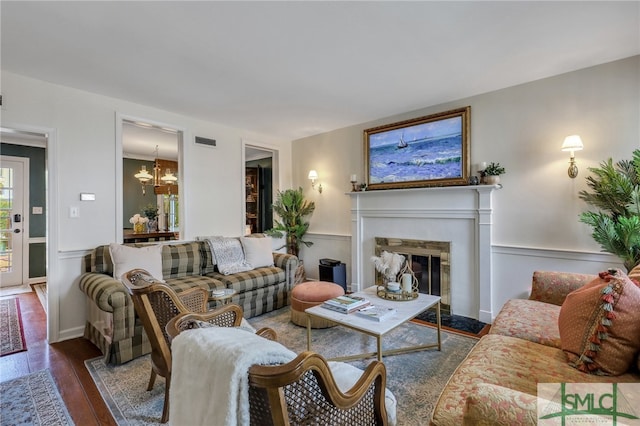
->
[0,291,116,425]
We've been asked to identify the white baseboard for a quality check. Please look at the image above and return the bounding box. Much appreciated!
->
[57,325,85,342]
[479,310,493,324]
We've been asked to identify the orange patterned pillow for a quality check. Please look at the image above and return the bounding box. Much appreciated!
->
[558,269,640,375]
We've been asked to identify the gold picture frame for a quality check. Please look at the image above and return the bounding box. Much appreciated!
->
[364,106,470,190]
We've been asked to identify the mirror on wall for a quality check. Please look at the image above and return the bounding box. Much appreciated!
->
[122,120,181,243]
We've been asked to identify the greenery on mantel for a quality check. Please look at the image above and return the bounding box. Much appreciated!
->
[484,162,506,176]
[579,149,640,271]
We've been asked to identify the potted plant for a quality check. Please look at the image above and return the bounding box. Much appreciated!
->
[579,149,640,272]
[266,187,315,257]
[266,187,315,283]
[141,203,159,232]
[483,162,505,185]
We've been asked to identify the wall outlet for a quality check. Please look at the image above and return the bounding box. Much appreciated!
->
[32,206,43,214]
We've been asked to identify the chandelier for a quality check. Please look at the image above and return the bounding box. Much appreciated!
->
[134,145,178,195]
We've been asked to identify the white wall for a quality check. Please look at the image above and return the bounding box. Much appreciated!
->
[1,71,293,341]
[293,56,639,320]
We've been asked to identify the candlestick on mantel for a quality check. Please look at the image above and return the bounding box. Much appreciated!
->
[350,174,358,191]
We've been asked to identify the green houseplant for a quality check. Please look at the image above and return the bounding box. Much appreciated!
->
[483,162,505,185]
[141,203,159,221]
[484,162,505,176]
[265,187,315,258]
[141,203,159,232]
[579,149,640,272]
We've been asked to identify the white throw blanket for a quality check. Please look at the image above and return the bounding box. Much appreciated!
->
[169,327,296,426]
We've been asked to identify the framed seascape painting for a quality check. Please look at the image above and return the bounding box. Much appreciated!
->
[364,107,470,190]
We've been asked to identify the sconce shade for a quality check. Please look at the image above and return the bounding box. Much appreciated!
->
[561,135,583,179]
[561,135,584,152]
[308,170,318,180]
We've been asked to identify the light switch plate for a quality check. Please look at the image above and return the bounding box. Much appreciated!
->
[32,206,43,214]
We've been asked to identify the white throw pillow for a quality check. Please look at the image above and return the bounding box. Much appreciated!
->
[241,237,274,269]
[208,237,253,275]
[109,243,164,282]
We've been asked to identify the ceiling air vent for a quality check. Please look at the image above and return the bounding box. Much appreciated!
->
[195,136,216,148]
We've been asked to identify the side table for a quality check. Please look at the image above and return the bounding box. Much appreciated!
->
[209,288,237,307]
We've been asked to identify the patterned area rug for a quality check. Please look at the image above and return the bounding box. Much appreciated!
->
[0,369,75,425]
[86,306,477,425]
[0,297,27,356]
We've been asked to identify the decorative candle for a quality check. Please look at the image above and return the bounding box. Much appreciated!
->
[402,273,412,293]
[479,162,487,171]
[350,174,357,182]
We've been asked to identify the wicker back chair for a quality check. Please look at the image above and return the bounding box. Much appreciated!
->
[166,313,389,426]
[122,268,242,423]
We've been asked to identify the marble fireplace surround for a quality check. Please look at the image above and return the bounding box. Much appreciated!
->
[348,185,499,323]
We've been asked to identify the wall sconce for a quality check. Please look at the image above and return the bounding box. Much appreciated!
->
[308,170,323,193]
[561,135,584,179]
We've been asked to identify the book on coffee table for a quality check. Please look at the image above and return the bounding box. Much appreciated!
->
[322,295,370,314]
[355,305,396,322]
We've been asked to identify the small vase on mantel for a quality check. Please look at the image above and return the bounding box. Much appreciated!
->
[484,175,500,185]
[133,222,146,234]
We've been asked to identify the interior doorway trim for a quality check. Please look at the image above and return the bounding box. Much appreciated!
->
[1,121,58,342]
[115,112,187,242]
[242,139,280,235]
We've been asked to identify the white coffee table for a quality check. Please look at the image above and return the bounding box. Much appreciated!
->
[305,286,441,362]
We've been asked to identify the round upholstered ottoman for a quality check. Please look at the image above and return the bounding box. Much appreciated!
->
[291,281,345,328]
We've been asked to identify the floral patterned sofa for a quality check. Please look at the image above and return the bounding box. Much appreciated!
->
[431,270,640,425]
[79,238,298,365]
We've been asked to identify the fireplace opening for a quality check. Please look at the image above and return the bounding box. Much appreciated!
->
[375,237,451,315]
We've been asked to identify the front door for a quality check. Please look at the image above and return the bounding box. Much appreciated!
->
[0,156,27,287]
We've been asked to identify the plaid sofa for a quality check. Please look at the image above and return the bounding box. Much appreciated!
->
[79,240,298,365]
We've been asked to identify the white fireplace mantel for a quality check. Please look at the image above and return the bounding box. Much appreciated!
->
[348,185,499,323]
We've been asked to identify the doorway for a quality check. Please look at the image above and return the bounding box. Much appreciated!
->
[244,145,276,234]
[0,129,48,310]
[118,116,183,243]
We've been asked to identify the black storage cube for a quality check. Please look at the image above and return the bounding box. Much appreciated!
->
[319,259,347,291]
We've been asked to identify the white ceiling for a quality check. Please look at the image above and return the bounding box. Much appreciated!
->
[1,1,639,142]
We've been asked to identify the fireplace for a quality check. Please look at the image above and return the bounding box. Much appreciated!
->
[375,237,451,314]
[348,185,499,322]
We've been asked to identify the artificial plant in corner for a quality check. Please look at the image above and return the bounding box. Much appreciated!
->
[265,187,315,258]
[579,149,640,272]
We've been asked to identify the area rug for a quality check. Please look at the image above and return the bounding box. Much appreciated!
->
[86,306,477,425]
[0,369,75,425]
[0,297,27,356]
[34,283,47,314]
